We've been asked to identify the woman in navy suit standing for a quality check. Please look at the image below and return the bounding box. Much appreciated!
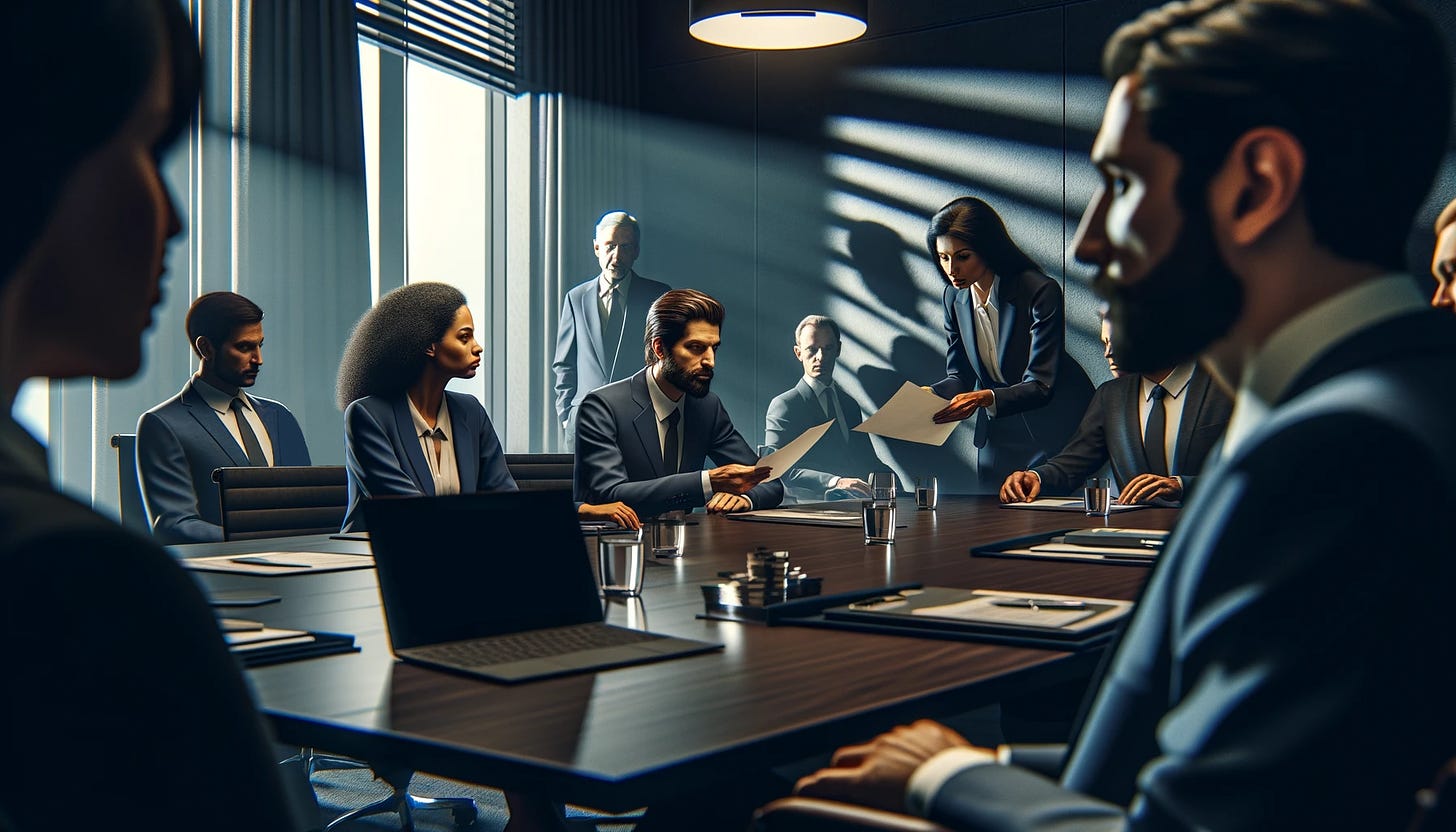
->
[337,282,637,531]
[925,197,1089,490]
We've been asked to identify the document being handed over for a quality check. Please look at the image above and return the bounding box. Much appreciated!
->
[854,382,958,446]
[756,419,834,481]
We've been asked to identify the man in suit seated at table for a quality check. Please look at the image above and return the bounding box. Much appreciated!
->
[137,291,311,543]
[999,316,1231,506]
[1430,196,1456,312]
[575,288,783,517]
[764,314,878,503]
[553,211,671,450]
[791,0,1456,828]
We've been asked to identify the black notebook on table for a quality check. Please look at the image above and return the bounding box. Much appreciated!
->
[364,491,720,683]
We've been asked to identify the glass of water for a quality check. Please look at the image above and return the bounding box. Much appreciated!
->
[597,529,646,596]
[914,475,939,510]
[1084,477,1112,518]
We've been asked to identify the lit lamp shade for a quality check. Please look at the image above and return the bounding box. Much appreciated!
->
[689,0,868,50]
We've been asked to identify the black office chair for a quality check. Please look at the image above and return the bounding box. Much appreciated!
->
[212,465,349,541]
[504,453,574,492]
[108,433,151,535]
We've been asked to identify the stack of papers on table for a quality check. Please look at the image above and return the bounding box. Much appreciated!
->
[1001,498,1146,513]
[973,528,1168,565]
[224,626,358,667]
[183,551,374,575]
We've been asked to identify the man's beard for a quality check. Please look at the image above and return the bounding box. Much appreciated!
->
[659,352,712,398]
[1093,194,1243,374]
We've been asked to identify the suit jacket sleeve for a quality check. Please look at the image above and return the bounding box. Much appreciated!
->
[991,274,1065,419]
[707,398,785,510]
[1,509,300,830]
[343,399,425,499]
[930,285,975,399]
[1030,382,1110,494]
[136,410,223,543]
[469,398,517,493]
[552,291,579,426]
[574,391,709,515]
[764,391,837,492]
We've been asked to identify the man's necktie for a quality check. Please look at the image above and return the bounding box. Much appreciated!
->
[663,408,681,474]
[1144,384,1168,476]
[230,398,267,466]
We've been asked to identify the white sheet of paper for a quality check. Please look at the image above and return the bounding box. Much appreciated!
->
[755,419,834,481]
[1001,498,1144,513]
[853,382,958,446]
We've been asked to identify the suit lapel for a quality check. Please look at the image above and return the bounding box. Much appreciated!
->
[1120,377,1153,475]
[447,395,479,493]
[182,383,250,466]
[254,398,281,461]
[580,281,608,381]
[681,397,710,473]
[630,373,667,476]
[391,395,435,496]
[954,289,993,386]
[1171,370,1210,474]
[995,278,1018,382]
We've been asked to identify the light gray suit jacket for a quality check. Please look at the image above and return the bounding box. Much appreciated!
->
[552,271,671,434]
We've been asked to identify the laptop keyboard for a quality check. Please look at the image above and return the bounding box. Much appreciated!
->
[412,623,665,667]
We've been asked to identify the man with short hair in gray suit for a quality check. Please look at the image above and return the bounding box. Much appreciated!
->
[553,211,670,450]
[137,291,310,543]
[999,316,1231,506]
[764,314,878,503]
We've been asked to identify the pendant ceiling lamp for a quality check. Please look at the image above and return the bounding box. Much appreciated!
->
[689,0,868,50]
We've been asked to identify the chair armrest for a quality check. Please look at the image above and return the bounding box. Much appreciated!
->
[753,797,952,832]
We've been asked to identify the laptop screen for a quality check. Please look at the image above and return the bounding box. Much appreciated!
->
[363,491,605,650]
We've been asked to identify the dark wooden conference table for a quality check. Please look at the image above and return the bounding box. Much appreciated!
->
[173,496,1177,819]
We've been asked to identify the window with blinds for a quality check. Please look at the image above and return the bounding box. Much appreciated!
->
[355,0,517,94]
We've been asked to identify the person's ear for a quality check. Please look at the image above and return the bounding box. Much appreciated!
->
[651,337,665,361]
[194,336,213,362]
[425,342,437,358]
[1215,127,1306,248]
[793,344,804,361]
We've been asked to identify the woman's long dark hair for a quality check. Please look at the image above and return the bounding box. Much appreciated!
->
[336,282,468,408]
[924,197,1040,283]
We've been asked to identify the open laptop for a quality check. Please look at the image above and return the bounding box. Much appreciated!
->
[363,490,721,683]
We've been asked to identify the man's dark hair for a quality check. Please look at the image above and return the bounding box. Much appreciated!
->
[925,197,1041,282]
[644,289,725,365]
[1,0,201,283]
[336,282,468,408]
[185,292,264,359]
[1104,0,1451,271]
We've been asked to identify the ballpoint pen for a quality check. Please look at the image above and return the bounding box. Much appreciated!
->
[990,598,1088,610]
[229,556,313,569]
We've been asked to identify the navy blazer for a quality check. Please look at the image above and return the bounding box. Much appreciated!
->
[928,269,1091,457]
[925,310,1456,829]
[764,377,880,501]
[136,380,310,544]
[552,271,672,429]
[341,391,516,532]
[574,368,783,517]
[1031,366,1231,496]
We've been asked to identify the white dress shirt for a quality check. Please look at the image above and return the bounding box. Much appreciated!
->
[192,377,275,466]
[1140,361,1195,475]
[968,280,1001,415]
[408,395,460,496]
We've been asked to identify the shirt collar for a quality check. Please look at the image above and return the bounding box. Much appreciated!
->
[1240,274,1426,407]
[407,395,452,440]
[1143,362,1195,400]
[193,376,253,415]
[968,275,999,308]
[598,270,633,298]
[647,368,685,423]
[803,375,834,397]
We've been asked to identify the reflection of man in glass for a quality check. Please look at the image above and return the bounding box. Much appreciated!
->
[764,315,876,503]
[552,211,670,450]
[791,1,1456,828]
[1430,197,1456,311]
